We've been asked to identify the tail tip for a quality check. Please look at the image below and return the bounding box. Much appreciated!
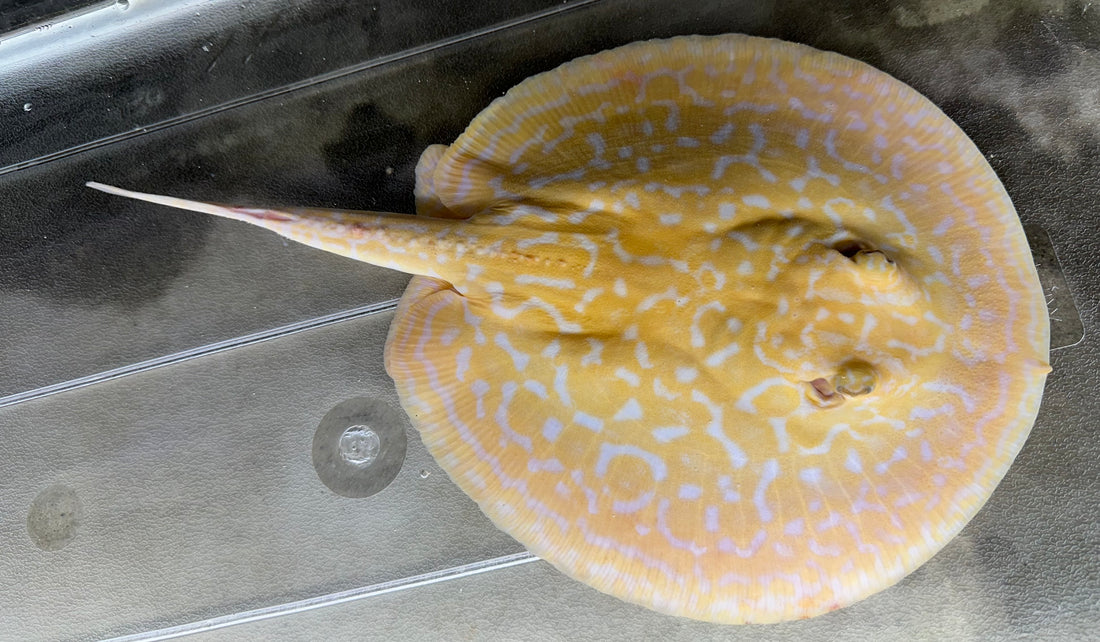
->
[86,181,117,193]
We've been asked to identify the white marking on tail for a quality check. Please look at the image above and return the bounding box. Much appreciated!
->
[574,287,604,313]
[581,338,604,366]
[784,519,804,535]
[553,365,572,406]
[495,382,533,452]
[572,234,599,277]
[637,286,679,312]
[574,411,604,433]
[800,423,863,456]
[657,498,707,555]
[691,301,726,348]
[515,274,575,289]
[711,122,777,182]
[455,347,472,382]
[542,417,564,443]
[516,232,560,249]
[494,333,530,371]
[705,506,720,532]
[595,443,667,481]
[705,343,741,367]
[678,484,703,500]
[613,490,655,514]
[693,390,748,469]
[489,294,581,333]
[727,231,759,251]
[735,377,789,413]
[523,380,548,400]
[471,380,490,419]
[613,278,628,297]
[614,367,640,387]
[528,458,565,473]
[770,418,789,453]
[922,381,977,412]
[710,123,735,144]
[653,378,678,400]
[718,529,767,558]
[652,426,690,443]
[845,448,863,473]
[875,447,908,474]
[799,468,822,484]
[613,398,644,422]
[718,475,741,503]
[541,340,561,359]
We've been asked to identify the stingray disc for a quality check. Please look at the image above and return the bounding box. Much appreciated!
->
[384,34,1050,623]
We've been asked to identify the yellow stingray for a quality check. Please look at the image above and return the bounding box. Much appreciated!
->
[88,34,1050,624]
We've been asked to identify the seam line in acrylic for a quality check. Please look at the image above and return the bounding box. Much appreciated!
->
[103,552,540,641]
[0,299,399,409]
[0,0,604,177]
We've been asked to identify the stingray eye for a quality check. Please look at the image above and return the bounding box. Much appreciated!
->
[834,360,877,396]
[853,249,896,277]
[806,361,878,407]
[831,240,896,275]
[831,239,870,259]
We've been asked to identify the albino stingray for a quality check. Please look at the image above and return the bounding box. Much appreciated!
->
[88,34,1051,623]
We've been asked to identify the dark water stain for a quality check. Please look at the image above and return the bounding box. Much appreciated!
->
[322,103,419,213]
[26,484,83,551]
[0,170,211,308]
[938,97,1040,170]
[998,12,1072,78]
[772,0,893,70]
[359,1,382,33]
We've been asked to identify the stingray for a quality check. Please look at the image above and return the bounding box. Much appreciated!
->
[87,34,1050,624]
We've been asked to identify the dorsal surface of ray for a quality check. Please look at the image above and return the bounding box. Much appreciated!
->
[388,35,1049,624]
[89,34,1050,624]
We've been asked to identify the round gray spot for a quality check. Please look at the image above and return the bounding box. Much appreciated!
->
[313,397,408,498]
[27,485,83,551]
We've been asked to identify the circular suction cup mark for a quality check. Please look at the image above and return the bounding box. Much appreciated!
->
[338,425,382,466]
[312,397,408,498]
[27,484,83,551]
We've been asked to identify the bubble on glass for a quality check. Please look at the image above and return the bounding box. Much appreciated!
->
[23,103,32,112]
[419,469,431,479]
[117,0,130,9]
[338,425,381,466]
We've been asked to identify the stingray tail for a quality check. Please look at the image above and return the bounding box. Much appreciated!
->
[86,182,298,225]
[85,181,471,280]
